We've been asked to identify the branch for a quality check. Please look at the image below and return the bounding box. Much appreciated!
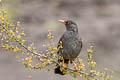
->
[2,23,92,77]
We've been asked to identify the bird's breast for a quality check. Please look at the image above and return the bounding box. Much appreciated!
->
[60,37,81,59]
[58,31,82,60]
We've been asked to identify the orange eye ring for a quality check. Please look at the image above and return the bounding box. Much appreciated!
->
[67,21,71,24]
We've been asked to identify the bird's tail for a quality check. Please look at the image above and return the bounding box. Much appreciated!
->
[54,65,65,75]
[54,59,69,75]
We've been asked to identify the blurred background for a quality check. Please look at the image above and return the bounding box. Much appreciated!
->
[0,0,120,80]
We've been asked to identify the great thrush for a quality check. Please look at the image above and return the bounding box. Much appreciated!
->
[54,20,82,75]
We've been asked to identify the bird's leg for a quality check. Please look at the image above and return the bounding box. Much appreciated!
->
[62,59,67,69]
[72,60,78,71]
[62,59,64,65]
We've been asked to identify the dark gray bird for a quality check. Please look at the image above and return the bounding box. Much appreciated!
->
[54,20,82,75]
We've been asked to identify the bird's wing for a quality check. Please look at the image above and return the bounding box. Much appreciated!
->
[57,31,72,54]
[78,36,83,50]
[76,34,82,49]
[79,38,83,50]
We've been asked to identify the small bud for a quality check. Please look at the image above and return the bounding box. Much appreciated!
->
[17,21,20,26]
[17,21,20,24]
[2,17,5,21]
[4,11,7,14]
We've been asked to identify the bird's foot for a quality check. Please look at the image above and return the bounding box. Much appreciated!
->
[72,61,78,71]
[62,59,67,69]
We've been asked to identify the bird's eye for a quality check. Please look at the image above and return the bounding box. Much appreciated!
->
[67,21,71,24]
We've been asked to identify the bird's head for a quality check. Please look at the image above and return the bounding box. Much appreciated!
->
[58,20,78,33]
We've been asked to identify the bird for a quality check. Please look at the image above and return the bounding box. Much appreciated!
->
[54,20,82,75]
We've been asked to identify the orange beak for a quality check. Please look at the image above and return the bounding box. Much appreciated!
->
[58,20,66,24]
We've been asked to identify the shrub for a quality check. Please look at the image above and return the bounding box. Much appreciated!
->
[0,1,112,80]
